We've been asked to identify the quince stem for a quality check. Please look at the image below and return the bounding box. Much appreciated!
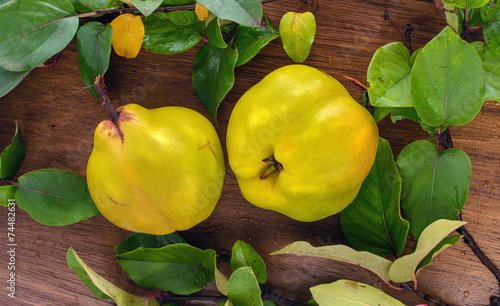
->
[260,156,282,180]
[94,75,119,124]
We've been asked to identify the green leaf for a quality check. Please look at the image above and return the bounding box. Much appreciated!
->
[115,232,186,255]
[130,0,162,17]
[443,2,462,33]
[310,280,405,306]
[471,41,500,102]
[396,140,471,238]
[67,248,160,305]
[371,106,391,123]
[0,122,26,180]
[227,267,263,306]
[279,11,316,63]
[443,0,490,9]
[207,18,228,49]
[77,22,113,100]
[0,67,31,98]
[481,2,500,56]
[270,241,394,288]
[192,43,238,121]
[231,240,266,284]
[196,0,263,27]
[76,0,119,10]
[0,0,79,71]
[415,234,462,273]
[389,220,465,284]
[215,268,229,295]
[15,169,100,226]
[389,107,420,123]
[142,11,204,54]
[411,27,485,127]
[367,42,413,107]
[340,138,409,258]
[233,16,279,66]
[116,243,216,295]
[0,185,17,207]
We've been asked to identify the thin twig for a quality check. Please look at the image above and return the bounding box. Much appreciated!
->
[93,76,120,124]
[456,223,500,284]
[401,282,448,306]
[78,0,280,18]
[384,10,413,53]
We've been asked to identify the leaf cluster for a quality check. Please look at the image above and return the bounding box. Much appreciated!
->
[68,234,276,306]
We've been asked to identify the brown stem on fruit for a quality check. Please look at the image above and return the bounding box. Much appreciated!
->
[77,0,280,18]
[401,282,449,306]
[343,75,368,92]
[260,156,283,179]
[94,76,120,124]
[384,10,413,53]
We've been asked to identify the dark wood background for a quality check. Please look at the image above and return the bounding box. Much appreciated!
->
[1,0,499,305]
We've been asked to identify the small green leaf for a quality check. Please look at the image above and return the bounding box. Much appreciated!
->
[367,42,413,107]
[310,280,405,306]
[340,138,409,258]
[279,12,316,63]
[481,2,500,56]
[270,241,394,288]
[115,232,186,255]
[0,67,31,98]
[233,16,279,66]
[389,220,466,284]
[411,27,485,126]
[67,248,159,305]
[215,268,229,295]
[196,0,263,27]
[0,185,16,207]
[443,0,490,9]
[0,122,26,180]
[415,234,462,273]
[227,267,263,306]
[192,43,238,121]
[77,22,113,100]
[142,11,204,54]
[471,41,500,102]
[207,18,228,49]
[371,106,392,123]
[0,0,79,71]
[396,140,471,238]
[130,0,162,17]
[231,240,266,284]
[15,169,100,226]
[116,243,216,295]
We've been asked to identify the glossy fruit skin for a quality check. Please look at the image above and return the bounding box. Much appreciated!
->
[87,104,225,235]
[226,65,378,222]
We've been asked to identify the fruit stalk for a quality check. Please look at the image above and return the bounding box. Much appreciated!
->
[260,156,283,179]
[94,76,119,124]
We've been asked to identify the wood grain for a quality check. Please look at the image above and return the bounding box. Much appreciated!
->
[1,0,499,305]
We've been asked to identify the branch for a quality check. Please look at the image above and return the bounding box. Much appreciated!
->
[384,10,413,53]
[401,282,449,306]
[78,0,280,18]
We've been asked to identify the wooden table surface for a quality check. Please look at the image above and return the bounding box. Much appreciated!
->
[1,0,499,305]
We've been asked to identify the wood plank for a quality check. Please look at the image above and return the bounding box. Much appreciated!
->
[1,0,499,305]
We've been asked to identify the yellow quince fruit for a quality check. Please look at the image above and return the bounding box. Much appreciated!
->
[87,104,225,235]
[226,65,378,222]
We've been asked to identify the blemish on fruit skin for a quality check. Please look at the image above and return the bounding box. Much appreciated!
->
[198,140,216,157]
[108,196,126,207]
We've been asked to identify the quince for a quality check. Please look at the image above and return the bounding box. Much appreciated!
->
[226,65,378,221]
[87,104,225,235]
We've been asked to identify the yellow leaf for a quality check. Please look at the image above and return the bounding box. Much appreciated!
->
[110,13,144,59]
[195,3,209,21]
